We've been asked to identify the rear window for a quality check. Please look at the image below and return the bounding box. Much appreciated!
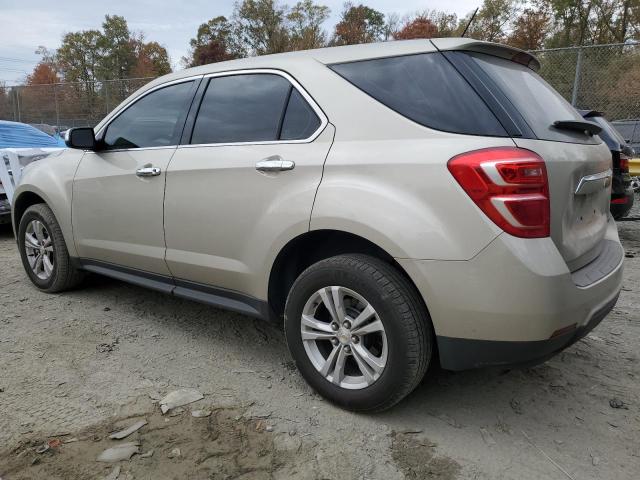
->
[330,53,507,137]
[468,53,596,144]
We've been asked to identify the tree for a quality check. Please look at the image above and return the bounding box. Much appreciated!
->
[508,5,551,50]
[26,63,59,85]
[57,30,102,85]
[183,16,244,67]
[427,9,460,36]
[394,16,439,40]
[287,0,331,50]
[463,0,519,43]
[234,0,290,55]
[97,15,136,81]
[332,2,386,45]
[132,39,172,77]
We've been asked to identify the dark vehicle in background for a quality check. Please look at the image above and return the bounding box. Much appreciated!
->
[580,111,635,219]
[612,118,640,179]
[612,118,640,153]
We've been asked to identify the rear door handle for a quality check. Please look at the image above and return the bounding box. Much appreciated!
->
[136,166,161,177]
[255,156,295,172]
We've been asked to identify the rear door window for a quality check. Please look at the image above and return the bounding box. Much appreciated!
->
[468,52,598,144]
[330,53,507,137]
[192,74,290,144]
[191,73,321,144]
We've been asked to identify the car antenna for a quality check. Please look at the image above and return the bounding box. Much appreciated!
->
[461,8,479,37]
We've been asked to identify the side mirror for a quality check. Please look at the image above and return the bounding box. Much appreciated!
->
[65,127,97,150]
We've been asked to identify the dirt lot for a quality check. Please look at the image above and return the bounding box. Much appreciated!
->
[1,199,639,480]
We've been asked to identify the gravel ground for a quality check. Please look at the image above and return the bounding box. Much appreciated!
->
[1,198,639,480]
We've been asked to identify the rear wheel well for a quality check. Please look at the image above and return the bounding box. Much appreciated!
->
[268,230,418,321]
[12,191,46,233]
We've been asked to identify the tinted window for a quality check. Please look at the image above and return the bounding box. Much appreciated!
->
[330,53,507,137]
[281,89,321,140]
[192,74,291,144]
[469,53,596,144]
[589,116,625,151]
[104,81,194,149]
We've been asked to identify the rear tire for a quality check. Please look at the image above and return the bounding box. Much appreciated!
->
[18,203,84,293]
[284,254,432,412]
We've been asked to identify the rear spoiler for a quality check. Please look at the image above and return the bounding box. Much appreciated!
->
[430,38,541,71]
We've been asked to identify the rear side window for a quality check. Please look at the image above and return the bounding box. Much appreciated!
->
[191,73,321,144]
[330,53,507,137]
[104,81,194,149]
[468,53,596,144]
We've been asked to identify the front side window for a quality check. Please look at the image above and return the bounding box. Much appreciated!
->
[103,81,195,149]
[191,73,321,144]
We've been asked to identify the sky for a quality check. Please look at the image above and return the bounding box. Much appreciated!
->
[0,0,480,85]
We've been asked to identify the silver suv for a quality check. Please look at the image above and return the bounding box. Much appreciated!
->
[12,38,624,411]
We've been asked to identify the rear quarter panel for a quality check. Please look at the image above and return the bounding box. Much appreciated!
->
[306,65,511,260]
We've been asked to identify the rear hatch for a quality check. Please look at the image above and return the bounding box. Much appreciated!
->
[434,39,613,271]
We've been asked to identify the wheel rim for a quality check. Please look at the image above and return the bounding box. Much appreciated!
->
[24,220,55,280]
[301,286,388,390]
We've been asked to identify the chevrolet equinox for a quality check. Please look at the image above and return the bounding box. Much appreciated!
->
[12,38,624,411]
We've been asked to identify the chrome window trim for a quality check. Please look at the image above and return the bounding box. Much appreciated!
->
[94,74,204,145]
[182,68,328,148]
[85,145,178,154]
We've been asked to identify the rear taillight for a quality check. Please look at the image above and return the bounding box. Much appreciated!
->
[620,154,630,173]
[448,147,550,238]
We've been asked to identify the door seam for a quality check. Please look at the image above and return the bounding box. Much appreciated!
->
[308,122,337,231]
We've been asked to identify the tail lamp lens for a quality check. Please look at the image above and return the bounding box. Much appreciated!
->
[448,147,550,238]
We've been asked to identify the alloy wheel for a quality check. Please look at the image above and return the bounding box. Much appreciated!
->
[24,219,55,280]
[301,286,388,390]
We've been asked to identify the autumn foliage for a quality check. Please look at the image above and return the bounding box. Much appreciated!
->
[394,17,439,40]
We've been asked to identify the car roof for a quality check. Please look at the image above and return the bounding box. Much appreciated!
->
[143,38,539,91]
[95,37,538,132]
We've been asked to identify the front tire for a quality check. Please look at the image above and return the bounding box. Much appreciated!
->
[284,254,432,412]
[18,203,84,293]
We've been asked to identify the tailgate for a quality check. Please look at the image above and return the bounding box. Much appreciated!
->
[514,139,612,270]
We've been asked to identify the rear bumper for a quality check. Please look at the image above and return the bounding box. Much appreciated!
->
[436,292,618,370]
[610,188,635,219]
[397,216,624,370]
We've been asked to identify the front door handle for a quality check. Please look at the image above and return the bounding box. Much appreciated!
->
[255,156,295,173]
[136,166,161,177]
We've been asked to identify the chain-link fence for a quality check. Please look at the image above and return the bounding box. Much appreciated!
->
[531,42,640,120]
[0,77,155,131]
[1,42,640,132]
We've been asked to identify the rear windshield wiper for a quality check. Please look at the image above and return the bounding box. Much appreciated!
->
[553,120,602,136]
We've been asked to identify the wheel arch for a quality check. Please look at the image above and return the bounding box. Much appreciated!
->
[267,229,433,329]
[12,190,48,235]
